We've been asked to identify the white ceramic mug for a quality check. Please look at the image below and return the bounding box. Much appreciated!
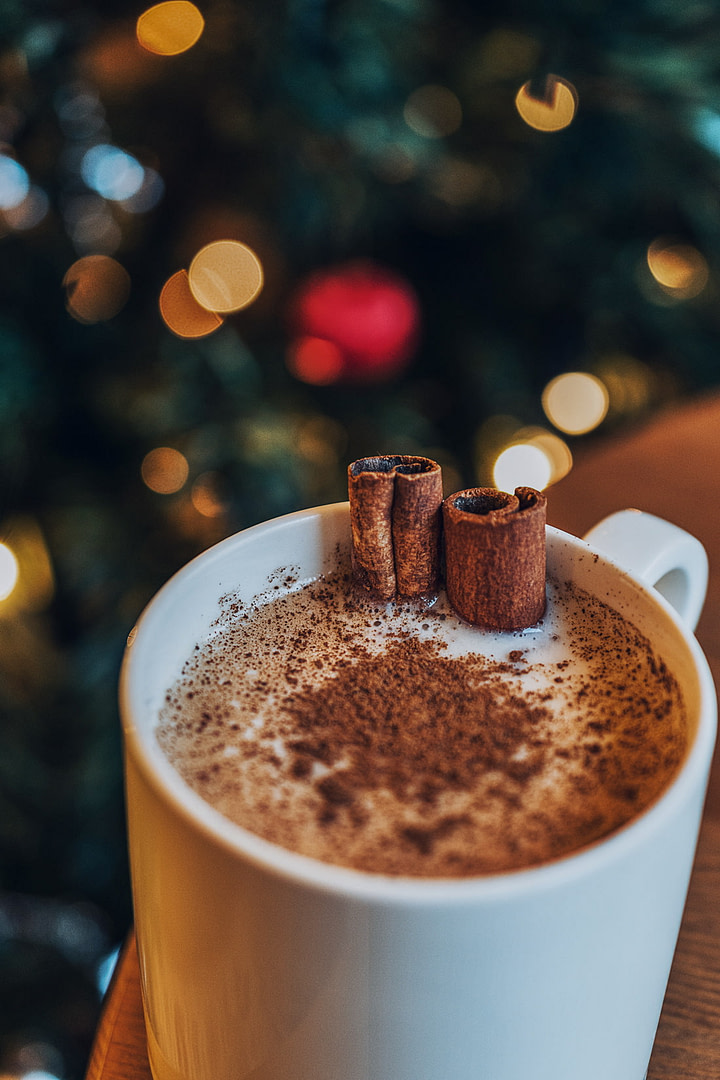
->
[120,503,716,1080]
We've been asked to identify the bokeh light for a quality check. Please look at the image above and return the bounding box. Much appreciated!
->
[492,426,572,491]
[593,352,654,416]
[475,416,573,489]
[159,269,224,338]
[493,443,553,491]
[63,193,122,254]
[81,144,145,201]
[295,415,346,468]
[136,1,205,56]
[286,336,345,385]
[404,84,463,138]
[0,518,54,613]
[119,167,164,213]
[1,185,49,230]
[0,541,19,602]
[191,472,227,517]
[368,141,417,184]
[77,217,121,254]
[63,255,131,323]
[188,240,264,314]
[288,260,420,382]
[141,447,189,494]
[78,24,159,93]
[430,159,503,211]
[4,1037,65,1080]
[525,429,573,482]
[55,83,106,139]
[473,414,522,479]
[515,75,578,132]
[646,238,709,299]
[542,371,610,434]
[0,154,30,209]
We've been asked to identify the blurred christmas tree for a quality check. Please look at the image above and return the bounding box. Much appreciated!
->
[2,0,720,1075]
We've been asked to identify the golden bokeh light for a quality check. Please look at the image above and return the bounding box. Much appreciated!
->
[404,84,463,139]
[63,255,131,323]
[141,447,189,494]
[136,1,205,56]
[593,353,654,416]
[295,416,345,467]
[159,269,224,338]
[525,429,573,482]
[191,472,227,518]
[0,542,19,602]
[542,371,610,434]
[515,75,578,132]
[646,239,709,299]
[0,518,55,614]
[188,240,264,314]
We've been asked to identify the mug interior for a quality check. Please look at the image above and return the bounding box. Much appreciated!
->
[120,501,716,900]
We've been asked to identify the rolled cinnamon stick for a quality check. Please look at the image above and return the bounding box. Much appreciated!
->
[442,486,547,630]
[348,457,397,599]
[348,455,443,600]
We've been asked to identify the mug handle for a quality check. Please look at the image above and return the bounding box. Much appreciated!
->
[583,509,709,632]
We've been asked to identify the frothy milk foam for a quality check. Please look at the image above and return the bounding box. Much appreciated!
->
[157,547,688,877]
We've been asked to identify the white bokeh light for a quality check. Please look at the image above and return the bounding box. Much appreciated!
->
[0,541,19,600]
[493,443,552,492]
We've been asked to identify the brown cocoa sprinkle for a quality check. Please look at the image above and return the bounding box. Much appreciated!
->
[317,775,355,806]
[282,636,553,814]
[402,816,471,856]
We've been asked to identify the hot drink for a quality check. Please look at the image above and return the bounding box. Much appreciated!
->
[156,560,688,877]
[125,499,714,1080]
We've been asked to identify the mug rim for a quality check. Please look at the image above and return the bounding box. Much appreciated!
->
[120,502,717,906]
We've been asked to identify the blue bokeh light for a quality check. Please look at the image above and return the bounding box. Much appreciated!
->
[80,144,145,201]
[0,155,30,209]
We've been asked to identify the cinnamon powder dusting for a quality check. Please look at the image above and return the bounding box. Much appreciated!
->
[284,638,549,825]
[157,571,689,877]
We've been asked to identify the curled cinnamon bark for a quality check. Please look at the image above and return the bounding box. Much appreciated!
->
[348,455,443,600]
[442,486,547,630]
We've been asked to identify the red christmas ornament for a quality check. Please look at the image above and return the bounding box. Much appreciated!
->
[287,260,421,384]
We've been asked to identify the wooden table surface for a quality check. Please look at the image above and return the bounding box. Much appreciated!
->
[86,391,720,1080]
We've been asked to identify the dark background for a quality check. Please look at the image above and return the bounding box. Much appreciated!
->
[2,1,720,1076]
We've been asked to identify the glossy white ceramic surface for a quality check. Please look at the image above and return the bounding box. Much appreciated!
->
[120,503,716,1080]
